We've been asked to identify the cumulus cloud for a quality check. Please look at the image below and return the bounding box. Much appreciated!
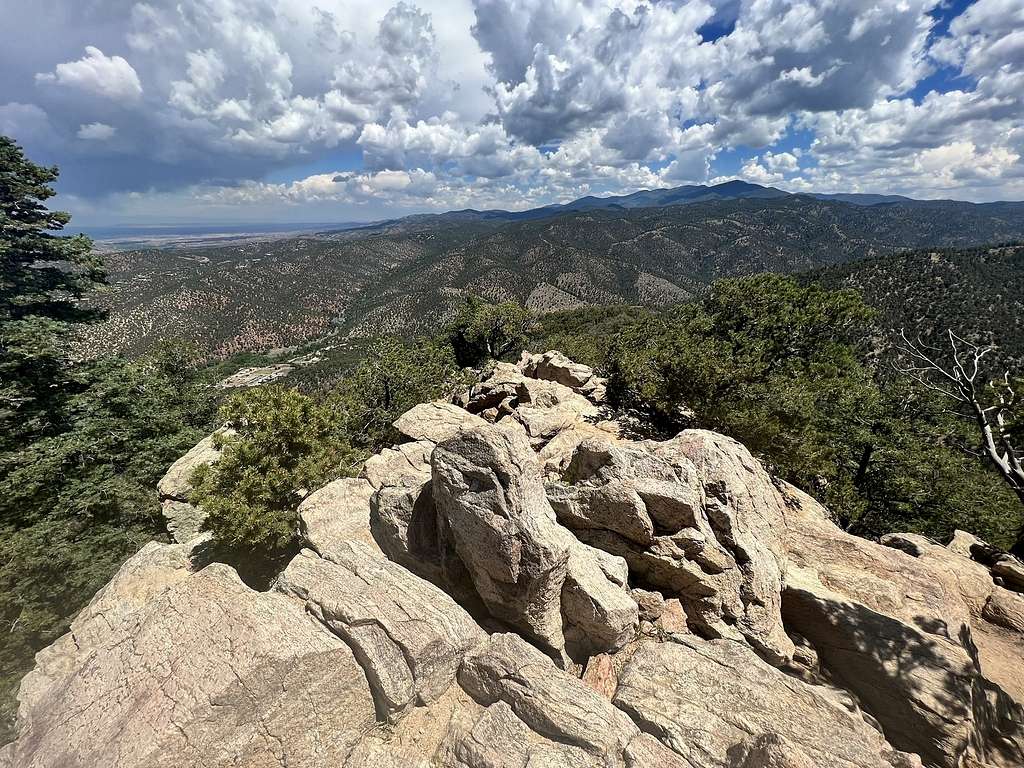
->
[1,0,1022,222]
[797,0,1024,202]
[77,122,117,141]
[36,46,143,101]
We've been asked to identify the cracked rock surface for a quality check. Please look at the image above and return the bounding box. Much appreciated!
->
[5,351,1024,768]
[5,541,377,768]
[277,543,486,721]
[614,635,919,768]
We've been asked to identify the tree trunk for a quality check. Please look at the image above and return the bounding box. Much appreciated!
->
[853,443,874,487]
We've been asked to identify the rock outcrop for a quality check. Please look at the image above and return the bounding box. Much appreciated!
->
[547,430,793,663]
[277,543,486,721]
[431,422,574,652]
[430,422,639,657]
[460,361,601,441]
[6,351,1024,768]
[518,349,608,402]
[156,427,231,543]
[614,635,919,768]
[4,540,379,768]
[782,483,1024,768]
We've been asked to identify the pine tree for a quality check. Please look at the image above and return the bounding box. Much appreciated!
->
[0,135,104,449]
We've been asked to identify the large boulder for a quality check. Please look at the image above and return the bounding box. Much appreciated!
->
[462,362,525,414]
[783,568,978,767]
[948,529,988,559]
[362,438,439,576]
[613,635,918,768]
[784,484,974,636]
[993,555,1024,593]
[431,423,573,652]
[277,544,486,721]
[549,430,793,663]
[394,402,488,444]
[159,499,207,545]
[670,431,792,660]
[537,421,621,477]
[984,586,1024,634]
[512,382,600,441]
[878,530,1024,705]
[519,350,596,389]
[370,477,442,576]
[781,483,1024,768]
[5,541,378,768]
[942,530,1024,597]
[519,350,608,403]
[298,476,378,556]
[374,418,638,659]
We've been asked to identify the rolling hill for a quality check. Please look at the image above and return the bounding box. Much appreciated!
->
[77,191,1024,360]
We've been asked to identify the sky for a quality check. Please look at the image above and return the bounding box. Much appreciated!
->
[1,0,1022,226]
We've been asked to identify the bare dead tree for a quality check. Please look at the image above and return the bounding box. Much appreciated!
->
[892,329,1024,514]
[892,331,1019,552]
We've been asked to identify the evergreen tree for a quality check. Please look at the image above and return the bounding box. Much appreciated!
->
[0,136,104,449]
[447,295,532,366]
[0,140,219,741]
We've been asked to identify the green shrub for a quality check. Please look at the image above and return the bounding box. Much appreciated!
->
[447,295,532,366]
[190,386,359,552]
[191,335,468,553]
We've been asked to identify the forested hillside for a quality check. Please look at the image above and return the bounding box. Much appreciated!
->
[79,196,1024,359]
[816,244,1024,371]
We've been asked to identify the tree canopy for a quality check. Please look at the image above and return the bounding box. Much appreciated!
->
[1,136,105,449]
[448,295,532,366]
[602,274,1023,545]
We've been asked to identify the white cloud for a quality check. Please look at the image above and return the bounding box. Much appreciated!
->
[764,150,799,174]
[3,0,1023,222]
[779,66,829,88]
[36,46,143,101]
[0,103,57,144]
[77,122,117,141]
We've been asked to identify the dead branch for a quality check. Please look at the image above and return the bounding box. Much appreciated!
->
[892,328,1024,505]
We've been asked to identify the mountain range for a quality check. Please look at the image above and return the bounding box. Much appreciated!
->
[338,180,1024,229]
[77,183,1024,361]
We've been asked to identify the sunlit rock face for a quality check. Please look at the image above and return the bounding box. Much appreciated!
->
[4,352,1024,768]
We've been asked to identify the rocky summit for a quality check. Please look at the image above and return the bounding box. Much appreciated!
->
[4,352,1024,768]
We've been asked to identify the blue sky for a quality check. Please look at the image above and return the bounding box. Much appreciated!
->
[1,0,1022,226]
